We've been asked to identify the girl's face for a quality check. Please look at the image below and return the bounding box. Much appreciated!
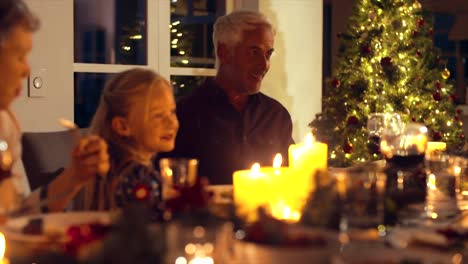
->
[128,81,179,160]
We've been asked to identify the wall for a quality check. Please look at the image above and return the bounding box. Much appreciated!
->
[259,0,323,142]
[13,0,73,132]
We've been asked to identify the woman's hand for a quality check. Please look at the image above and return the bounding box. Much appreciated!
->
[69,135,109,187]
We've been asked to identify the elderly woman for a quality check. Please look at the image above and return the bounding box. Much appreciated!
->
[0,0,109,213]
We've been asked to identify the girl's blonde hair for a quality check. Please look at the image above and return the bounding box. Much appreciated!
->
[81,68,170,210]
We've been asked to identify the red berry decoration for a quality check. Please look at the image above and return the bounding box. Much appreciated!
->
[133,184,151,201]
[432,131,442,141]
[416,51,422,57]
[411,117,416,122]
[346,116,359,126]
[435,81,442,89]
[380,57,393,67]
[343,140,353,154]
[433,91,442,101]
[331,79,341,88]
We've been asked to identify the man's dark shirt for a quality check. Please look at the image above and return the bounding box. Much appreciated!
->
[164,78,294,185]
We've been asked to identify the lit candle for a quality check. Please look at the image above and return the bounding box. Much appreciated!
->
[233,163,272,222]
[233,154,291,222]
[0,232,9,264]
[427,141,446,155]
[288,133,328,200]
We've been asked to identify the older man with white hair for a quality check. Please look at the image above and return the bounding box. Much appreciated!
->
[165,10,294,184]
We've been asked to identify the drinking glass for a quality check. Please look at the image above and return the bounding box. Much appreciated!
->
[424,153,462,219]
[366,113,402,157]
[159,158,198,188]
[335,166,386,233]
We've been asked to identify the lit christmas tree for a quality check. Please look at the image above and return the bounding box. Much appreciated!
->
[310,0,465,167]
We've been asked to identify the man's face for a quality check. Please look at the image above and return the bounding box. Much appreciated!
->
[224,26,274,95]
[0,25,32,109]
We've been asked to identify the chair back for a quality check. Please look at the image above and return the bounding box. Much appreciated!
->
[21,129,88,190]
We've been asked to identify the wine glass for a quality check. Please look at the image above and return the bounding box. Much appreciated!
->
[367,113,402,157]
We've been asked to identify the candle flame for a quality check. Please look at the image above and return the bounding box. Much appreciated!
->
[304,132,314,147]
[250,163,261,176]
[0,232,5,260]
[273,153,282,168]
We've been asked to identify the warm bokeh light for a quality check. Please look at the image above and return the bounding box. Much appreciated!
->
[270,201,301,223]
[0,232,5,261]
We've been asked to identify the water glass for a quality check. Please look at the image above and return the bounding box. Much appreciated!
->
[159,158,198,188]
[424,154,461,219]
[335,165,386,233]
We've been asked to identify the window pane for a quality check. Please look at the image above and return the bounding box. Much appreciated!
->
[74,0,147,65]
[433,34,456,53]
[74,73,115,128]
[171,75,206,98]
[170,0,226,68]
[433,13,455,31]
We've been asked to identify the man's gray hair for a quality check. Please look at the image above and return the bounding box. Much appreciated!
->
[0,0,39,45]
[213,10,275,69]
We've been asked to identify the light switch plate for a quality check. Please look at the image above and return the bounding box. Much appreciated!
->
[28,68,47,97]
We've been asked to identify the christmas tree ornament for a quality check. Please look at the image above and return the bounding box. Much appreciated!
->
[417,19,425,28]
[455,116,460,122]
[346,116,359,126]
[413,1,422,9]
[461,134,465,140]
[331,78,341,88]
[380,57,393,67]
[441,68,451,79]
[435,81,442,89]
[432,131,442,141]
[360,44,372,56]
[433,91,442,101]
[450,93,459,102]
[343,140,353,154]
[456,109,463,115]
[416,51,422,57]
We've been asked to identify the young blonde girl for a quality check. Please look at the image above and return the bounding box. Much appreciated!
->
[78,69,178,213]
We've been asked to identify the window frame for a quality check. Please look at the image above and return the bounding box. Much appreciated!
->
[73,0,240,79]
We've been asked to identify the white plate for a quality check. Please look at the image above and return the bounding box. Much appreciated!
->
[0,211,111,244]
